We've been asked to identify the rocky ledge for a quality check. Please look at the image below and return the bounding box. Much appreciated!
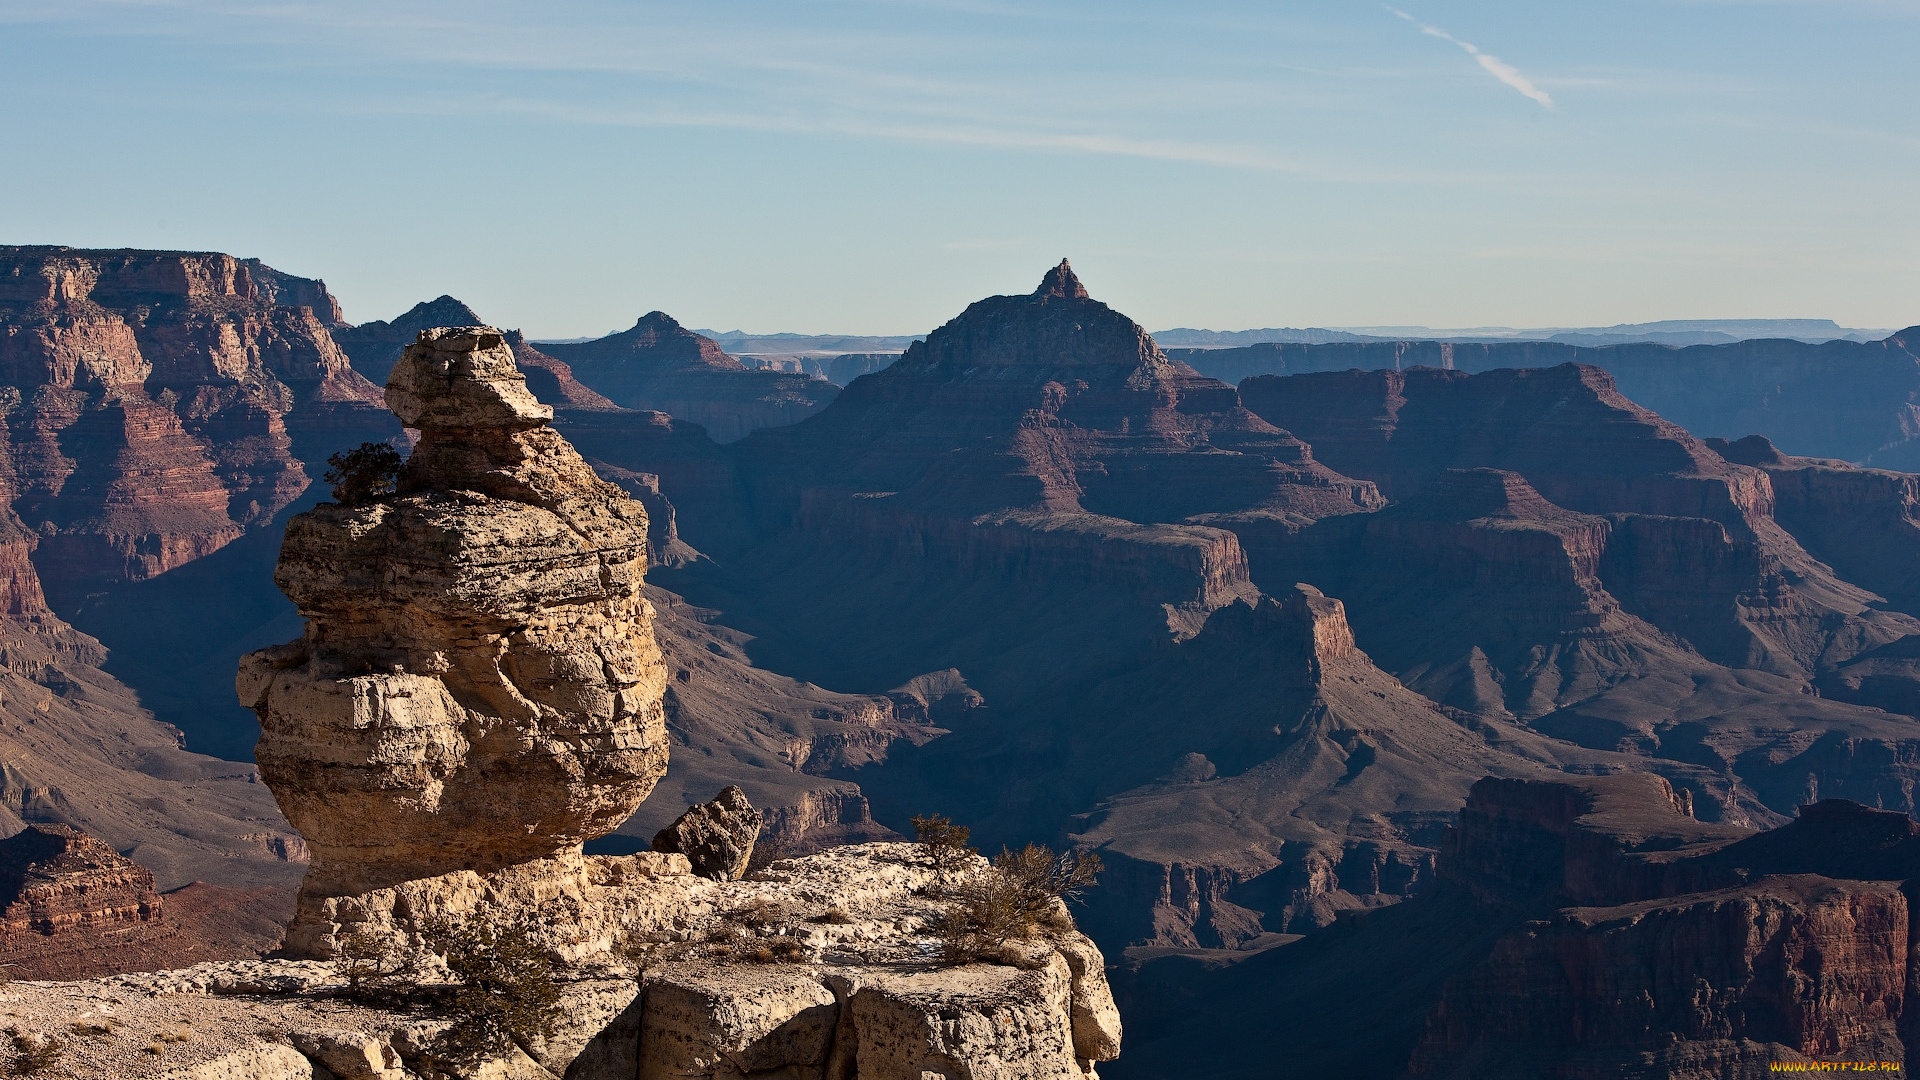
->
[3,843,1120,1080]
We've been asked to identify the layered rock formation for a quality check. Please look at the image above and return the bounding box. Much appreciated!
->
[206,328,1120,1076]
[239,325,669,948]
[1115,774,1920,1078]
[1174,326,1920,467]
[1405,780,1920,1078]
[0,824,159,975]
[0,245,388,606]
[591,264,1645,952]
[1237,365,1920,774]
[460,267,1920,1040]
[538,312,839,441]
[0,822,290,980]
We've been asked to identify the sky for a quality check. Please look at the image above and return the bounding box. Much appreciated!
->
[0,1,1915,337]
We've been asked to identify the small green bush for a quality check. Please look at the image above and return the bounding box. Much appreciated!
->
[324,442,403,505]
[334,926,417,1001]
[423,918,561,1060]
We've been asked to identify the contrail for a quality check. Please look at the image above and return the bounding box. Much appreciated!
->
[1386,6,1554,109]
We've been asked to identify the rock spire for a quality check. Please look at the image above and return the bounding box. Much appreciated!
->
[238,326,669,948]
[1035,258,1091,300]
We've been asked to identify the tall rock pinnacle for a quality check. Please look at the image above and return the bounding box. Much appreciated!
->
[238,326,669,947]
[1035,258,1091,300]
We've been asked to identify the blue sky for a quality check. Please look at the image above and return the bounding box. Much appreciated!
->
[1,1,1914,336]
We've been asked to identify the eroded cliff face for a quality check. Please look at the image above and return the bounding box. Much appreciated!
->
[0,824,159,969]
[1239,363,1908,681]
[0,246,386,605]
[1228,364,1920,833]
[1405,778,1920,1079]
[239,326,669,945]
[1113,775,1920,1078]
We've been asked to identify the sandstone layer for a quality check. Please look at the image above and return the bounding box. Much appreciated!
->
[239,325,670,949]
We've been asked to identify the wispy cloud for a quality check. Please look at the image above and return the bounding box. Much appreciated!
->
[1386,7,1554,109]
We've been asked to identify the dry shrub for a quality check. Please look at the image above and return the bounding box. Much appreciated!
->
[910,813,976,896]
[809,907,854,925]
[932,843,1105,965]
[730,897,800,930]
[68,1021,115,1038]
[9,1033,67,1075]
[994,843,1103,923]
[740,937,806,965]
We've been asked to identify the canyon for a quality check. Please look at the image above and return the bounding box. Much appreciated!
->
[4,246,1920,1076]
[2,322,1120,1080]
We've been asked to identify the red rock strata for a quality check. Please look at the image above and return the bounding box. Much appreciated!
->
[0,246,384,605]
[0,824,159,940]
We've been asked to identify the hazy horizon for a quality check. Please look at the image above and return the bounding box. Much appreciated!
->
[2,1,1914,337]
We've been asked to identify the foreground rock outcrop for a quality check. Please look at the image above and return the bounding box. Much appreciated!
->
[5,844,1119,1079]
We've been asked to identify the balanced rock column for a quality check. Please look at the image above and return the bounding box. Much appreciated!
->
[238,326,670,956]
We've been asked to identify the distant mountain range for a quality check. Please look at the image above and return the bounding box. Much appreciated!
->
[691,330,924,356]
[1153,318,1891,348]
[534,319,1891,359]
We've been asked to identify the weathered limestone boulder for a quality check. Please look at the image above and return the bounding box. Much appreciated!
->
[652,786,763,881]
[238,325,670,955]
